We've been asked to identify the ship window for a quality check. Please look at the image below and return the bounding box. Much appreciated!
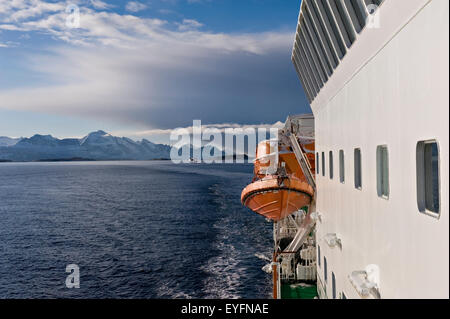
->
[316,152,320,174]
[299,28,325,88]
[324,256,328,282]
[332,272,336,299]
[354,148,362,189]
[294,46,318,98]
[293,57,313,103]
[339,150,345,183]
[318,245,321,267]
[322,152,326,177]
[300,19,328,84]
[329,0,356,48]
[417,141,440,216]
[344,0,367,33]
[296,36,322,93]
[305,0,339,68]
[303,6,333,76]
[317,0,347,59]
[376,146,389,198]
[329,151,334,179]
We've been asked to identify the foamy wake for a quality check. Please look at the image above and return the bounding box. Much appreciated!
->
[156,282,193,299]
[262,264,272,274]
[200,216,245,299]
[254,253,271,262]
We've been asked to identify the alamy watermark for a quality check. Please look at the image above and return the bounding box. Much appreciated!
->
[65,4,80,29]
[65,264,80,288]
[170,120,280,164]
[366,4,381,29]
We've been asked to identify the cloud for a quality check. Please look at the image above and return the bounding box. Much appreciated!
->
[0,40,19,47]
[90,0,113,10]
[119,121,285,137]
[125,1,147,13]
[1,0,66,23]
[0,1,309,130]
[0,24,24,30]
[176,18,203,31]
[112,121,285,149]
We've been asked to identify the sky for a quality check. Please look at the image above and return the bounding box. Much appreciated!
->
[0,0,310,144]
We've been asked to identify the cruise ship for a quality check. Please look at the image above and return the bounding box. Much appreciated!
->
[242,0,448,299]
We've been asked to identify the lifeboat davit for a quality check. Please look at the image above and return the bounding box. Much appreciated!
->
[241,139,315,222]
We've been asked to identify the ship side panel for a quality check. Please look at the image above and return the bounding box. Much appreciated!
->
[314,0,449,299]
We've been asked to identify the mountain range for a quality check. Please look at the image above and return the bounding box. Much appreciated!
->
[0,131,171,162]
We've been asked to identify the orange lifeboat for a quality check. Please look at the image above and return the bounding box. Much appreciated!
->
[241,139,315,222]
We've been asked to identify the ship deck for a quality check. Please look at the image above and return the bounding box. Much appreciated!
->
[281,283,318,299]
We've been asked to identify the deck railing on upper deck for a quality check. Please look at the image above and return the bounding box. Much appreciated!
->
[292,0,385,103]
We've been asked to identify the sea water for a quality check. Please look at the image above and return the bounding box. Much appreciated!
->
[0,161,272,298]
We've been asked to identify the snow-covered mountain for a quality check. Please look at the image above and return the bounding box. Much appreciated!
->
[0,136,22,147]
[0,131,171,161]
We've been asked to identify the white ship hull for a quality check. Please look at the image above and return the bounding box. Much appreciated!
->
[292,0,449,299]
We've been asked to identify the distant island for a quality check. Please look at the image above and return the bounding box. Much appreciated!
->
[0,131,172,162]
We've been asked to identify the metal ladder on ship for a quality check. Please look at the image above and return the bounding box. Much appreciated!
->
[283,134,317,254]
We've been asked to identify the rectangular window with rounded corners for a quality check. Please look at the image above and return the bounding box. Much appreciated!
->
[318,245,321,267]
[322,152,326,177]
[329,151,334,179]
[417,141,440,216]
[316,152,320,174]
[324,256,328,283]
[354,148,362,189]
[332,272,336,299]
[376,145,389,199]
[339,150,345,183]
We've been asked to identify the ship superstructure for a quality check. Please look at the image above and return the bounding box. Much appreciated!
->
[242,0,448,299]
[291,0,449,299]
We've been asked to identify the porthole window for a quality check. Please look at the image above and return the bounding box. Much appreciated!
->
[322,152,326,177]
[316,152,320,174]
[339,150,345,183]
[329,151,334,179]
[354,148,362,189]
[417,140,440,216]
[376,145,389,198]
[318,245,321,267]
[332,272,336,299]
